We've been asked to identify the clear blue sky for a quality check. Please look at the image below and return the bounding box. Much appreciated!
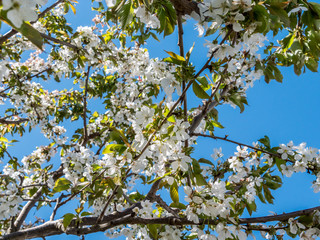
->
[2,1,320,239]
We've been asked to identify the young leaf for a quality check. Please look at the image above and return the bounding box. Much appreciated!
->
[258,135,270,148]
[186,42,195,63]
[192,81,210,99]
[198,158,214,166]
[164,51,185,62]
[63,213,75,228]
[170,181,179,203]
[102,144,126,155]
[53,178,72,193]
[119,0,133,29]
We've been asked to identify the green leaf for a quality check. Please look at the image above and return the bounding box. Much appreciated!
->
[0,11,43,49]
[150,32,160,42]
[53,178,72,193]
[194,173,207,186]
[170,202,186,209]
[170,181,179,203]
[80,211,92,217]
[245,200,257,216]
[306,57,319,72]
[257,191,266,204]
[164,51,185,62]
[63,213,75,228]
[198,158,214,166]
[211,120,224,129]
[282,32,296,52]
[19,22,44,50]
[102,143,126,155]
[275,157,286,172]
[196,76,209,89]
[192,81,210,99]
[298,214,314,226]
[167,115,176,123]
[157,1,176,36]
[148,224,159,239]
[0,137,9,143]
[119,0,134,29]
[229,94,247,113]
[258,135,270,148]
[268,6,290,27]
[186,42,195,63]
[69,2,77,14]
[263,184,274,204]
[192,159,202,174]
[147,172,171,184]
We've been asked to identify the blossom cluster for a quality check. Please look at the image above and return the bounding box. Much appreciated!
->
[1,0,47,28]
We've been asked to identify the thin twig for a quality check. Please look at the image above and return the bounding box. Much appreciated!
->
[0,68,51,95]
[40,33,79,50]
[96,168,131,223]
[154,195,180,218]
[191,133,279,158]
[82,66,91,146]
[177,12,188,150]
[50,194,66,221]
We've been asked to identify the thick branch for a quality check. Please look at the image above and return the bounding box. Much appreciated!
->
[3,205,320,239]
[11,188,43,232]
[0,118,28,125]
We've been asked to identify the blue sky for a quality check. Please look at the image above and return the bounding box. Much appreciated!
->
[2,1,320,239]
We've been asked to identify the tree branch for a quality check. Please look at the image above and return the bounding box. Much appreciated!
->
[39,33,79,50]
[0,118,28,125]
[11,188,43,232]
[177,12,189,150]
[191,133,279,158]
[189,85,230,134]
[82,66,91,146]
[3,204,320,239]
[50,194,66,221]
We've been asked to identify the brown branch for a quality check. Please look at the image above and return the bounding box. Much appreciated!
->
[2,205,320,239]
[11,188,43,232]
[191,133,280,158]
[240,205,320,223]
[96,168,131,223]
[82,66,91,146]
[188,84,230,134]
[0,118,28,125]
[39,32,79,50]
[146,179,162,201]
[177,12,189,151]
[50,194,66,221]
